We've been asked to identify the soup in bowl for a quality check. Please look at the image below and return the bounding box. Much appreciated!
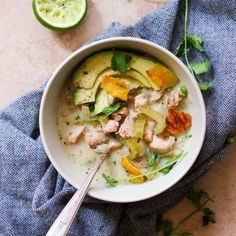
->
[40,38,206,202]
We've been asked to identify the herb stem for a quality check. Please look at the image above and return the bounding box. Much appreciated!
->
[173,199,209,232]
[184,0,194,76]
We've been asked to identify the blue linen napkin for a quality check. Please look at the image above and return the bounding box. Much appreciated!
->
[0,0,235,235]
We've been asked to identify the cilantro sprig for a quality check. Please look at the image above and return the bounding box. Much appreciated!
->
[111,50,132,74]
[102,152,186,187]
[176,0,213,91]
[158,189,216,236]
[102,173,118,187]
[102,102,127,116]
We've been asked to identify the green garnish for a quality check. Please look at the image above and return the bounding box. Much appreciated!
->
[101,152,186,186]
[158,152,185,174]
[191,59,210,75]
[180,85,188,96]
[176,0,213,91]
[146,152,161,169]
[186,34,204,52]
[128,152,186,180]
[158,189,215,236]
[159,218,173,236]
[102,102,127,116]
[111,50,132,74]
[102,173,118,187]
[184,133,192,138]
[226,136,235,145]
[198,82,213,91]
[176,34,204,57]
[202,208,216,226]
[75,114,80,120]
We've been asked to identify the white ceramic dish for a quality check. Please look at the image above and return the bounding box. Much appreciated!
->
[39,37,206,203]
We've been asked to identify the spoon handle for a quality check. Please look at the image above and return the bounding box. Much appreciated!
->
[46,154,107,236]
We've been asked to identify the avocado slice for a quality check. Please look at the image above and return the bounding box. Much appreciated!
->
[73,68,149,105]
[72,51,161,90]
[73,51,113,89]
[73,69,115,105]
[94,89,114,115]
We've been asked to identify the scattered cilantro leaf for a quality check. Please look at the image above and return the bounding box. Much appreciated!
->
[177,0,213,90]
[146,152,160,169]
[176,40,188,57]
[186,189,213,210]
[111,50,132,74]
[191,60,210,75]
[158,152,185,174]
[184,133,192,138]
[202,208,216,226]
[75,114,80,120]
[102,173,118,187]
[187,34,204,52]
[178,232,192,236]
[102,102,127,116]
[198,82,213,91]
[226,136,235,145]
[159,219,173,236]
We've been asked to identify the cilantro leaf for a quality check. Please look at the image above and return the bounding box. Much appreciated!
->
[202,208,216,226]
[176,40,187,57]
[159,219,173,236]
[75,114,80,120]
[178,232,192,236]
[187,34,205,52]
[158,152,185,174]
[184,133,192,138]
[191,59,210,75]
[111,50,132,73]
[226,136,235,145]
[187,189,213,210]
[102,173,118,187]
[198,82,213,91]
[146,152,160,169]
[102,102,127,116]
[176,34,204,57]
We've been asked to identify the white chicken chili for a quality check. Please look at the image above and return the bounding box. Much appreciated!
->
[57,50,192,186]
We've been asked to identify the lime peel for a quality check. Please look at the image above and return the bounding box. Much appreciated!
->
[33,0,87,31]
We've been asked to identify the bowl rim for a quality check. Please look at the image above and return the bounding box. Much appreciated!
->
[39,37,206,203]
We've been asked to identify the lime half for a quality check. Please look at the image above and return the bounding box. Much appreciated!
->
[33,0,87,31]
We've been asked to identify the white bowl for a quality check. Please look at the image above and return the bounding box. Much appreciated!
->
[40,37,206,203]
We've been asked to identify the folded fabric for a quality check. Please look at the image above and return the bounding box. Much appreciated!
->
[0,0,235,235]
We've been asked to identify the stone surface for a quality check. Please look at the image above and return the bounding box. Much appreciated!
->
[0,0,235,235]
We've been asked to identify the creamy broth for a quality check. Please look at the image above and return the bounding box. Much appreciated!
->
[56,50,192,185]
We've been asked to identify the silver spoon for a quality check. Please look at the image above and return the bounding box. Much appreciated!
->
[46,154,107,236]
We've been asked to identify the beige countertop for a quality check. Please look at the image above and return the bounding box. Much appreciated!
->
[1,0,235,235]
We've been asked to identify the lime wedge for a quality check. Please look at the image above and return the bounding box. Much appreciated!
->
[33,0,87,31]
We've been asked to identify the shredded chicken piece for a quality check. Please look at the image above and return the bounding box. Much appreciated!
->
[149,135,175,153]
[143,120,156,143]
[149,90,164,102]
[85,131,108,149]
[134,89,164,108]
[95,141,122,154]
[102,120,119,133]
[134,93,149,108]
[67,126,85,144]
[168,91,183,108]
[116,110,137,138]
[111,107,129,122]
